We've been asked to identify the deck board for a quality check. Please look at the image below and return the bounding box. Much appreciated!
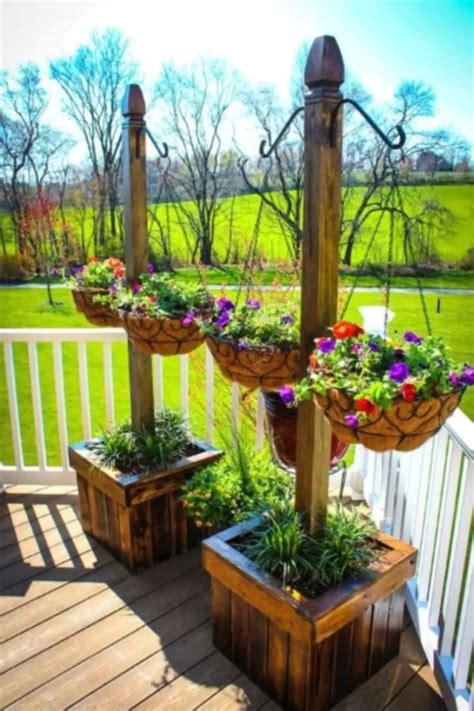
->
[0,485,446,710]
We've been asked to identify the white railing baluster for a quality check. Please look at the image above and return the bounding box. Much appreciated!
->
[417,428,449,602]
[103,342,115,429]
[27,342,47,472]
[452,547,473,690]
[52,341,69,472]
[3,341,24,473]
[205,346,214,443]
[180,355,189,422]
[78,342,92,441]
[392,454,406,538]
[255,390,265,451]
[383,452,397,533]
[440,457,473,656]
[412,440,433,551]
[427,442,463,628]
[153,355,164,413]
[401,450,417,541]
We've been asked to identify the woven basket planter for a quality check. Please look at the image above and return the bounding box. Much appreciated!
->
[206,335,299,390]
[71,287,122,328]
[121,312,204,355]
[315,388,463,453]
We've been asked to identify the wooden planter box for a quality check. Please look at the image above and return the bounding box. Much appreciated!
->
[69,440,222,571]
[203,519,417,711]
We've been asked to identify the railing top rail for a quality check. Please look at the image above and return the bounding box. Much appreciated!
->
[0,328,127,343]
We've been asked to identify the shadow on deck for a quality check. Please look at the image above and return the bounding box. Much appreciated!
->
[0,485,446,710]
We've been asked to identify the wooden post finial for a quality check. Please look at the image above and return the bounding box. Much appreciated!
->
[304,35,344,89]
[121,84,146,118]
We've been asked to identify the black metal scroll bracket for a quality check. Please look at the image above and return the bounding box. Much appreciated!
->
[330,98,406,150]
[259,106,304,158]
[136,127,169,159]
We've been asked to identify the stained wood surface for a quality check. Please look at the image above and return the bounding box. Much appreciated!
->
[121,83,154,431]
[295,35,345,534]
[0,485,444,710]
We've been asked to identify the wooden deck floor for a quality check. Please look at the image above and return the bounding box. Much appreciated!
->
[0,485,447,710]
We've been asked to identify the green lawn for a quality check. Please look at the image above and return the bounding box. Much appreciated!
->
[2,184,473,266]
[0,286,472,468]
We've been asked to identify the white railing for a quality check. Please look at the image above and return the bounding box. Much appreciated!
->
[358,410,474,711]
[0,328,258,484]
[1,327,472,709]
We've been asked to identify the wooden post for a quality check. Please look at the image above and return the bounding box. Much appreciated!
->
[121,84,154,431]
[295,36,344,536]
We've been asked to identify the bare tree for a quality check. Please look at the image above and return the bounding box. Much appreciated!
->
[0,63,70,252]
[50,28,137,248]
[153,59,240,265]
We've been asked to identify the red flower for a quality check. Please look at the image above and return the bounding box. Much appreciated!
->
[355,398,376,415]
[113,265,125,278]
[88,256,99,263]
[401,383,416,402]
[149,295,157,303]
[309,354,318,371]
[333,321,364,340]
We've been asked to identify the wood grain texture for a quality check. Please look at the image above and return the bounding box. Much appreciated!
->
[295,35,345,534]
[121,83,154,431]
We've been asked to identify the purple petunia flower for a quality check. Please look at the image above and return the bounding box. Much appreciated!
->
[404,331,423,345]
[215,310,231,329]
[368,341,381,353]
[147,263,154,274]
[389,362,410,383]
[237,338,249,351]
[344,414,360,428]
[109,283,118,295]
[317,337,336,354]
[245,298,261,310]
[131,282,141,294]
[181,310,197,328]
[281,315,295,325]
[351,343,362,354]
[461,366,474,386]
[71,266,83,275]
[216,297,235,312]
[279,385,295,406]
[449,372,463,389]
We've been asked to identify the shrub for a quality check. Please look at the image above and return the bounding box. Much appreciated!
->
[181,441,294,529]
[89,409,191,473]
[0,254,34,282]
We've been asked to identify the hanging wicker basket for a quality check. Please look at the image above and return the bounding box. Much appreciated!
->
[315,388,464,453]
[121,312,204,355]
[206,335,299,390]
[71,287,122,328]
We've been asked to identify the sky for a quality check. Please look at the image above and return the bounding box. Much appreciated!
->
[0,0,473,157]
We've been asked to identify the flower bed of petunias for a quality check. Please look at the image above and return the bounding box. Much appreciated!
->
[67,257,125,288]
[111,271,213,322]
[293,320,473,428]
[204,296,299,350]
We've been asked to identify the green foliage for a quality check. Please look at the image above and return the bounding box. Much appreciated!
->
[116,272,213,318]
[67,257,125,289]
[241,501,377,591]
[181,440,294,529]
[90,409,191,473]
[297,325,472,423]
[204,297,299,348]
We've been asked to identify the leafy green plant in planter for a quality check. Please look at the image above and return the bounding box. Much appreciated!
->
[204,295,300,389]
[109,271,214,355]
[90,408,191,473]
[66,257,125,326]
[181,439,294,529]
[241,497,377,592]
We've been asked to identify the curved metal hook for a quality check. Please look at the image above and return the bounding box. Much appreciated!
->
[330,98,405,150]
[136,127,169,159]
[259,106,304,158]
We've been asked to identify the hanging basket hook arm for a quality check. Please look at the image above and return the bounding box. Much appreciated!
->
[259,106,304,158]
[330,98,406,150]
[136,127,169,159]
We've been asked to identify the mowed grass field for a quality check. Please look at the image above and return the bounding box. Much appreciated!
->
[0,286,472,468]
[1,184,473,265]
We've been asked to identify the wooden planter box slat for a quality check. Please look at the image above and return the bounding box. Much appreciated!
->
[69,439,222,571]
[203,519,416,711]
